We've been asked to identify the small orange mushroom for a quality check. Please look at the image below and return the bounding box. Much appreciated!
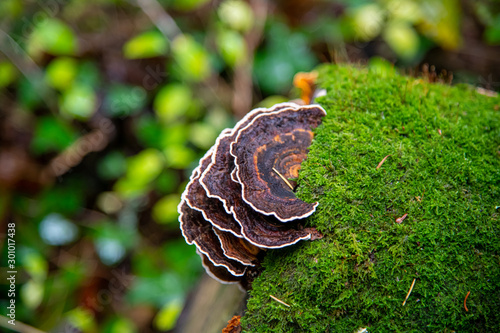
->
[293,71,319,105]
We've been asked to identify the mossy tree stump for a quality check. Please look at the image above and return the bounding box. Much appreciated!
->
[242,65,500,332]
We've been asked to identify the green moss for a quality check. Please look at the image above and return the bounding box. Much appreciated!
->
[242,64,500,332]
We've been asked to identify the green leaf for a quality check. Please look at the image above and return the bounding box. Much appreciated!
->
[154,83,192,123]
[20,249,48,282]
[132,247,163,277]
[171,35,211,82]
[154,298,183,331]
[66,307,97,332]
[18,75,44,110]
[59,84,97,120]
[76,61,101,87]
[163,145,196,169]
[386,0,422,23]
[216,29,247,67]
[103,317,137,333]
[160,123,190,147]
[418,0,462,49]
[484,15,500,44]
[349,3,385,41]
[21,280,44,309]
[104,84,147,117]
[152,194,181,224]
[368,57,396,77]
[218,0,254,32]
[383,21,420,60]
[0,0,23,19]
[0,61,18,88]
[126,272,185,307]
[205,106,234,131]
[155,170,179,193]
[114,148,164,198]
[30,116,76,154]
[161,239,200,275]
[113,178,149,199]
[127,148,165,185]
[97,151,127,180]
[92,221,138,265]
[254,22,317,94]
[169,0,210,11]
[45,57,78,91]
[123,30,168,59]
[189,122,218,149]
[256,95,289,108]
[28,18,77,57]
[135,115,164,149]
[37,181,85,216]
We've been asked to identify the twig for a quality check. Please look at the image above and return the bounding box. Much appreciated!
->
[232,0,268,118]
[354,328,368,333]
[396,213,408,224]
[464,291,470,312]
[0,315,47,333]
[42,117,115,178]
[0,29,59,115]
[134,0,182,41]
[272,167,294,190]
[376,155,391,169]
[476,87,498,97]
[402,278,416,306]
[269,294,290,307]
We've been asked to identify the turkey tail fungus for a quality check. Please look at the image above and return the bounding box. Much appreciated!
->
[178,102,326,289]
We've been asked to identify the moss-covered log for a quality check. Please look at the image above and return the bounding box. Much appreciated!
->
[242,64,500,332]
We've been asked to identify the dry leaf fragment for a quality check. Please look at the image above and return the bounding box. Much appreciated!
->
[376,155,391,169]
[396,213,408,224]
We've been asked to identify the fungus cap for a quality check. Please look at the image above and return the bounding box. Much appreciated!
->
[230,105,326,222]
[200,103,300,215]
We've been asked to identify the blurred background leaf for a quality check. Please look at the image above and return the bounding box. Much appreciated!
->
[27,18,77,57]
[123,30,169,59]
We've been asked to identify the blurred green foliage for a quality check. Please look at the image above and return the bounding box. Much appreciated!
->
[0,0,498,332]
[123,30,169,59]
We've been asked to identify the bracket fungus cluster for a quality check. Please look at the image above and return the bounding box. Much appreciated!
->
[178,102,326,288]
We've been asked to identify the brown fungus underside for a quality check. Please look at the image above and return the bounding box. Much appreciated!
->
[178,102,326,287]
